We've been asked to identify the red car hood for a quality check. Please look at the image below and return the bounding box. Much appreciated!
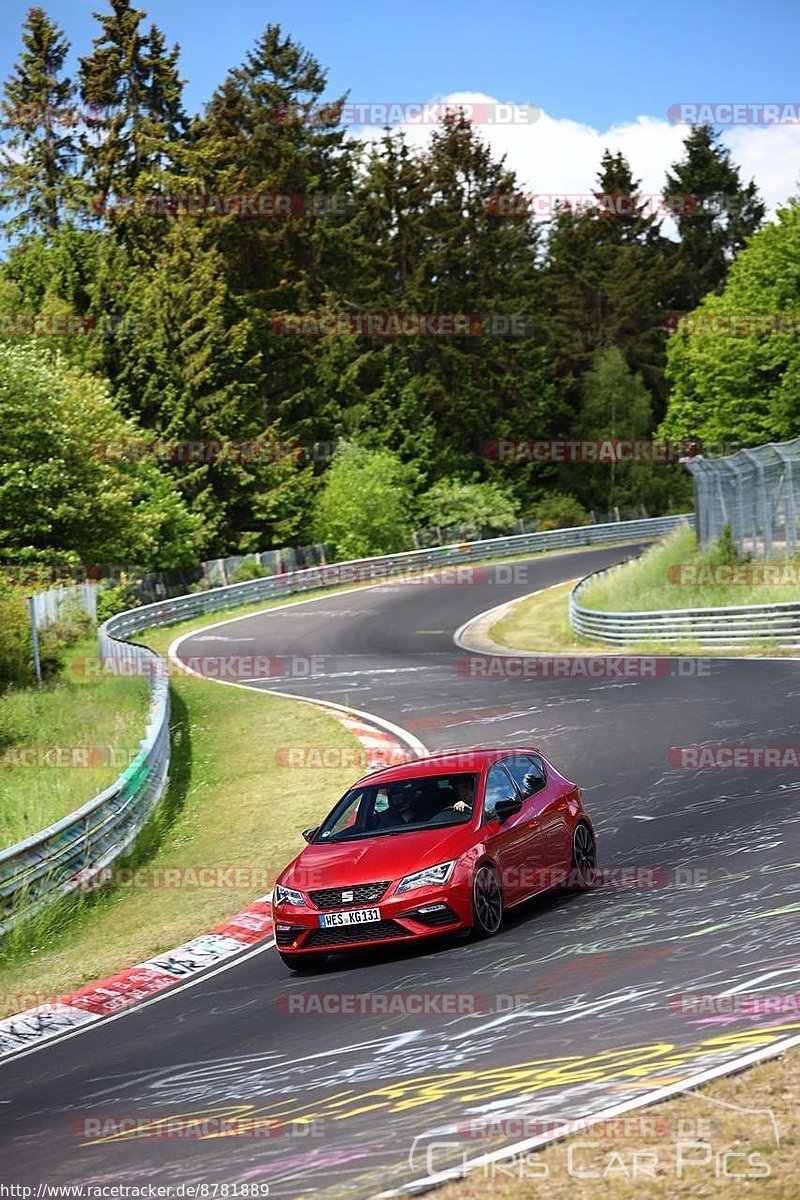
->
[283,826,471,890]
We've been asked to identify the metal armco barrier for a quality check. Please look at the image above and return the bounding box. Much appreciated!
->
[0,513,689,932]
[0,637,169,934]
[570,561,800,647]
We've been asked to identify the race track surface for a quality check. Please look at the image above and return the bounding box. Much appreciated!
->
[3,544,799,1197]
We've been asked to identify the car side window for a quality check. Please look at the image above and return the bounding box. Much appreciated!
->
[482,763,517,823]
[505,754,547,798]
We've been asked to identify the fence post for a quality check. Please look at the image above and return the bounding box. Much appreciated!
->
[26,596,43,688]
[774,445,797,555]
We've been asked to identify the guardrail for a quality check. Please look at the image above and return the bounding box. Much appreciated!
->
[570,558,800,647]
[0,637,169,934]
[0,513,690,933]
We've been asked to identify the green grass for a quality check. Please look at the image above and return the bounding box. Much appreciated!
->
[580,526,800,612]
[0,636,150,847]
[491,580,594,654]
[489,581,800,660]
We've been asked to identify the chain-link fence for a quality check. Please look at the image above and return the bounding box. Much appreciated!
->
[684,437,800,556]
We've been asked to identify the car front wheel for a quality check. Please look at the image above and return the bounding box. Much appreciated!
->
[471,864,504,938]
[569,822,597,889]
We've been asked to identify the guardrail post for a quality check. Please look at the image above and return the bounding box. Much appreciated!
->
[26,596,43,689]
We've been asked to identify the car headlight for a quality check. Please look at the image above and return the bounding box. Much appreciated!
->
[274,883,306,907]
[396,861,456,894]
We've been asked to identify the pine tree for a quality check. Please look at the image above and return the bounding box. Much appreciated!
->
[541,149,673,422]
[79,0,187,211]
[111,221,314,554]
[0,7,76,235]
[663,125,765,311]
[188,23,355,485]
[330,114,563,491]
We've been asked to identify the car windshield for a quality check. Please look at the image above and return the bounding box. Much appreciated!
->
[315,773,478,842]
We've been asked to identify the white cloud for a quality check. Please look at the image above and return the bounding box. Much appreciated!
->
[355,92,800,222]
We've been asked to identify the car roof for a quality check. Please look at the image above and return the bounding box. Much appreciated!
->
[352,746,543,788]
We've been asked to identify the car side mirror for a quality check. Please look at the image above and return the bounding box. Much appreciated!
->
[302,826,319,843]
[494,796,522,823]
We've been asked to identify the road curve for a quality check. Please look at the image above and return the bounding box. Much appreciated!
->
[2,543,800,1198]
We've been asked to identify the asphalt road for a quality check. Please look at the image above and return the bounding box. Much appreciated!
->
[3,543,799,1198]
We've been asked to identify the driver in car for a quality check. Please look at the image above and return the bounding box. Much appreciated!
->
[452,776,474,814]
[375,784,421,828]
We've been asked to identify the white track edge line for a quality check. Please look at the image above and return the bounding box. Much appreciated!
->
[0,935,276,1069]
[375,1028,800,1197]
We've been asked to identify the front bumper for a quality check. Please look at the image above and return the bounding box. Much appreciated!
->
[273,876,473,954]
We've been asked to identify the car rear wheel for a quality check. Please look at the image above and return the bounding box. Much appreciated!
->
[471,864,504,938]
[278,951,327,972]
[569,822,597,889]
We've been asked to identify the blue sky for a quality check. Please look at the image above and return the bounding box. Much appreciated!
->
[2,0,800,211]
[3,0,799,128]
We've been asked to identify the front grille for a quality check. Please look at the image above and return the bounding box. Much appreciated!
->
[275,925,305,946]
[405,905,460,928]
[303,920,411,948]
[309,881,390,910]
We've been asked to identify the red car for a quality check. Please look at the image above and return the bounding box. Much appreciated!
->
[273,748,597,970]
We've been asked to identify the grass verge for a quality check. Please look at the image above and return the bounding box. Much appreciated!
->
[487,578,731,658]
[581,525,800,612]
[436,1044,800,1198]
[489,550,800,658]
[0,635,150,846]
[0,621,364,1006]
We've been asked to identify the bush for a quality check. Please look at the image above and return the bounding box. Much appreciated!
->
[703,523,746,566]
[530,492,589,532]
[96,583,141,624]
[232,558,269,583]
[312,443,416,559]
[0,341,202,566]
[417,478,519,536]
[36,600,96,679]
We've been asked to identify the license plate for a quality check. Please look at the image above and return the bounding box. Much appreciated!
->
[319,907,381,928]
